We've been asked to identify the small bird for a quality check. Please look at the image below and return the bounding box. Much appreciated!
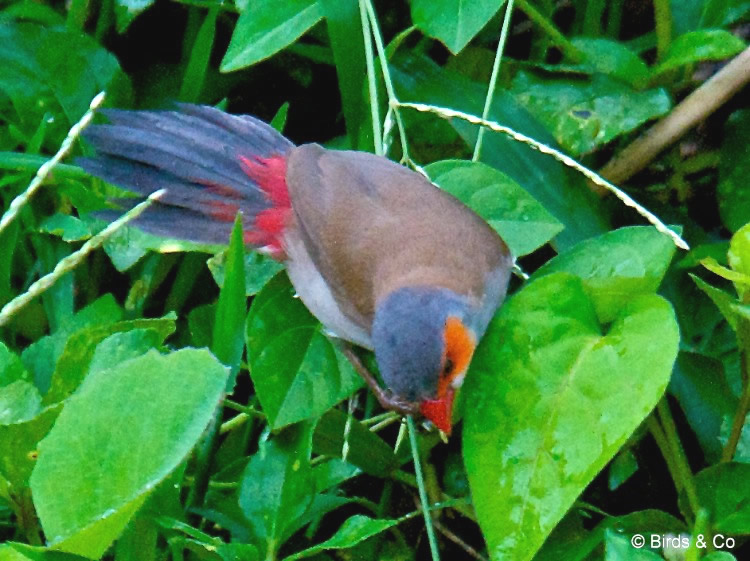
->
[78,104,512,434]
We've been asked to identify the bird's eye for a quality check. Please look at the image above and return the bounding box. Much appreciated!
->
[443,357,454,375]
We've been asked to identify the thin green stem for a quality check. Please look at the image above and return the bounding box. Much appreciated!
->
[515,0,583,62]
[407,416,441,561]
[359,0,382,155]
[647,414,683,492]
[362,0,411,163]
[653,0,673,61]
[473,0,515,162]
[685,508,709,561]
[657,399,700,521]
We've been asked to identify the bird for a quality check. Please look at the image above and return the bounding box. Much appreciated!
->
[77,104,513,435]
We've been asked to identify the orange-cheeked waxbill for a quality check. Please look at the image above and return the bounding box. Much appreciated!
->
[78,105,513,434]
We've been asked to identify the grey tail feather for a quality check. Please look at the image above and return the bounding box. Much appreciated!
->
[77,103,294,246]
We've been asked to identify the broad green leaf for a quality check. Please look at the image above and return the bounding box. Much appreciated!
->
[313,409,398,477]
[703,553,738,561]
[114,0,156,33]
[0,380,41,425]
[207,249,283,297]
[655,29,746,74]
[42,315,177,405]
[511,71,671,156]
[720,414,750,462]
[322,0,367,149]
[571,38,650,88]
[239,423,315,556]
[212,217,248,386]
[532,226,676,323]
[425,160,563,256]
[283,515,400,560]
[87,329,172,376]
[392,53,609,249]
[30,349,230,558]
[687,463,750,534]
[670,0,750,34]
[718,110,750,232]
[221,0,324,72]
[669,351,736,463]
[21,295,123,394]
[410,0,504,54]
[463,273,679,561]
[245,274,362,429]
[0,22,130,144]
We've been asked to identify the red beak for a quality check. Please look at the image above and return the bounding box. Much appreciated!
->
[419,389,455,435]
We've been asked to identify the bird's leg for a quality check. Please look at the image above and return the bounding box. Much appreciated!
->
[336,342,419,416]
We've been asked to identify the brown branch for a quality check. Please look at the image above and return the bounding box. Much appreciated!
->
[599,46,750,187]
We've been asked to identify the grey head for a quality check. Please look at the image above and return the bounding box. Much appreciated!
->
[371,286,470,402]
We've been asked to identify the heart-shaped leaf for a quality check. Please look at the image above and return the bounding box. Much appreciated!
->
[463,272,679,561]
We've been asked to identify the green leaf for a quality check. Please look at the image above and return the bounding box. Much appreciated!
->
[463,273,679,561]
[322,0,366,149]
[312,409,398,477]
[392,53,609,250]
[728,223,750,300]
[655,29,746,74]
[283,515,399,560]
[691,274,750,332]
[669,351,736,463]
[42,316,177,405]
[221,0,324,72]
[239,423,315,556]
[425,160,563,256]
[29,349,230,558]
[608,449,638,491]
[39,214,92,242]
[245,274,362,429]
[0,406,60,489]
[0,342,30,387]
[570,37,651,88]
[511,71,671,155]
[179,7,218,103]
[207,249,284,297]
[687,463,750,534]
[21,295,123,394]
[718,110,750,232]
[0,22,130,143]
[0,380,41,425]
[703,553,738,561]
[0,542,89,560]
[532,226,676,323]
[212,216,248,386]
[604,529,664,560]
[410,0,504,54]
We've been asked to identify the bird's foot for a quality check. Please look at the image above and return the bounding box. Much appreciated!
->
[336,342,419,416]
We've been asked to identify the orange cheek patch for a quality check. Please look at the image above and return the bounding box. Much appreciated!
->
[438,317,476,397]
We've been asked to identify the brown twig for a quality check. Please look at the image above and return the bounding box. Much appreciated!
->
[413,495,487,561]
[599,46,750,187]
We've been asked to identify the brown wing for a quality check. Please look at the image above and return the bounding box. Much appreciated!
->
[285,143,510,328]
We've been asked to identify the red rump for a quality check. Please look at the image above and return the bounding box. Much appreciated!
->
[239,154,291,259]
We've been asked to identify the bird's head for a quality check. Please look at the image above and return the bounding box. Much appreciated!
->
[372,287,478,435]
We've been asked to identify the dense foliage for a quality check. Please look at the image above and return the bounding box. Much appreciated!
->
[0,0,749,560]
